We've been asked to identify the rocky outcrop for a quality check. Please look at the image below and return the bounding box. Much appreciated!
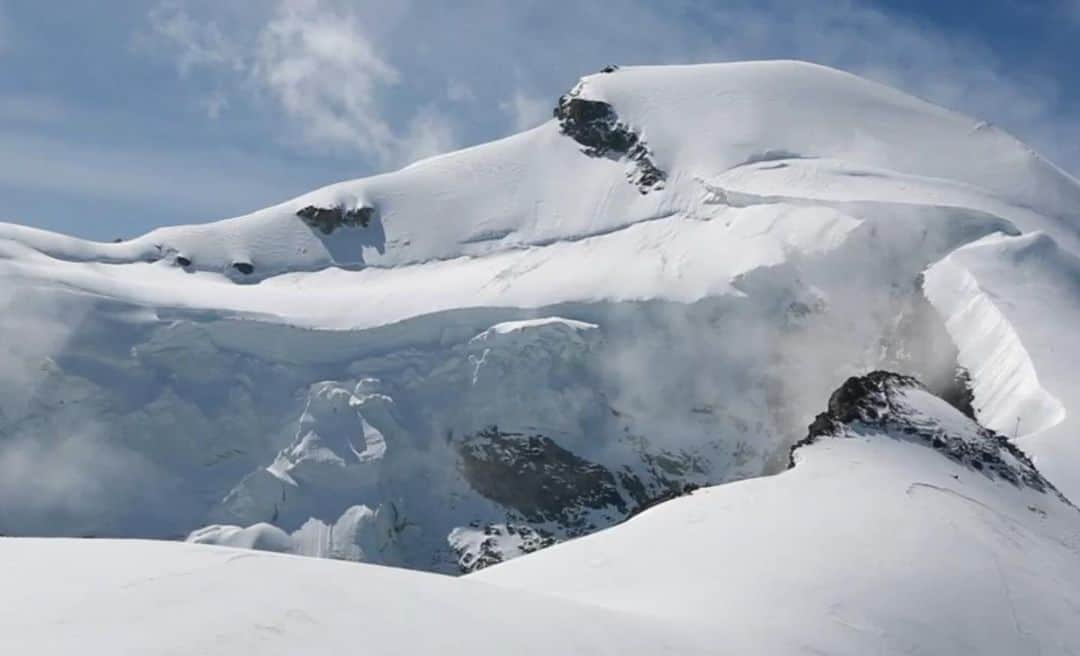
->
[448,523,556,573]
[296,205,376,234]
[456,427,626,526]
[792,371,1068,501]
[451,425,708,571]
[554,87,665,193]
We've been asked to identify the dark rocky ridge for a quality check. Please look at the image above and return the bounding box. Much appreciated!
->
[452,524,556,573]
[296,205,376,234]
[456,427,627,526]
[453,426,705,572]
[791,371,1070,502]
[553,88,666,194]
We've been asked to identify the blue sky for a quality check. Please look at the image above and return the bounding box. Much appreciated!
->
[1,0,1078,240]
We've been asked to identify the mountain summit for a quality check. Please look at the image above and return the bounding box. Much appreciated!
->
[2,60,1079,604]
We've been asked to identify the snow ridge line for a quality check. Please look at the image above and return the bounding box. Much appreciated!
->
[923,247,1066,439]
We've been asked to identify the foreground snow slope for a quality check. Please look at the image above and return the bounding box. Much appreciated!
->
[2,60,1080,572]
[0,538,704,656]
[477,373,1080,655]
[6,374,1077,655]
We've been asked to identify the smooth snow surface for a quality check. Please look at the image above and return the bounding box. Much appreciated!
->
[1,538,704,655]
[477,393,1080,656]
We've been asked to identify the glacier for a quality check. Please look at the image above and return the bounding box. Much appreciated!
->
[3,60,1079,568]
[2,59,1080,650]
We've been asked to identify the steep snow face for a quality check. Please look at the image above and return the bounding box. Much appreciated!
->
[925,231,1080,502]
[2,60,1080,572]
[476,373,1080,655]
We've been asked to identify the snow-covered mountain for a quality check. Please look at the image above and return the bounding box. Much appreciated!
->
[474,372,1080,655]
[6,372,1078,654]
[2,58,1079,593]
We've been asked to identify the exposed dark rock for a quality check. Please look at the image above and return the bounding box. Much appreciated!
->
[620,435,708,511]
[790,371,1070,502]
[600,64,619,74]
[456,427,627,525]
[453,426,708,571]
[296,205,375,235]
[553,88,666,194]
[231,262,254,275]
[452,524,556,574]
[625,483,699,520]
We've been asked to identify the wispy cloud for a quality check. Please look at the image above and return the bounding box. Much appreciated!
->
[253,0,401,159]
[146,0,457,166]
[397,105,457,165]
[141,0,1079,177]
[145,3,244,76]
[500,90,551,132]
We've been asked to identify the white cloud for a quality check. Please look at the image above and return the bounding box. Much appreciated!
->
[398,105,458,164]
[145,3,243,76]
[147,0,457,167]
[500,90,551,132]
[144,0,1079,177]
[253,0,401,160]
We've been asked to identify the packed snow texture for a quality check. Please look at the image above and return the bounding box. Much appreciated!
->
[1,61,1080,577]
[1,538,707,656]
[476,375,1080,656]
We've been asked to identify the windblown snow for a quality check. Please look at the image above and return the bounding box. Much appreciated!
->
[3,60,1080,653]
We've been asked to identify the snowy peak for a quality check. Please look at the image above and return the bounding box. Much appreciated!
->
[572,61,1080,217]
[3,60,1079,285]
[794,371,1068,502]
[5,58,1080,587]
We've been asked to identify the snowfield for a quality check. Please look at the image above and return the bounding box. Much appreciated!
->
[475,376,1080,655]
[3,59,1080,652]
[5,374,1079,655]
[1,538,707,656]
